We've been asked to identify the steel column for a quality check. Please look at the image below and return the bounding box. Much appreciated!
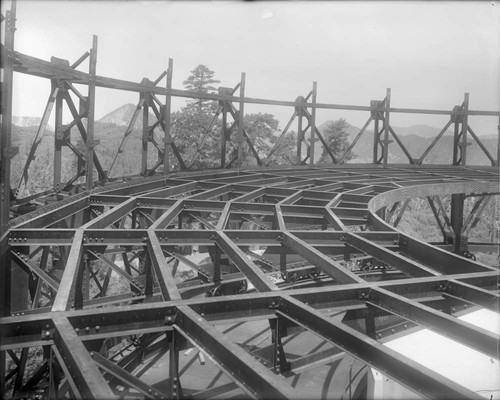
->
[450,193,466,253]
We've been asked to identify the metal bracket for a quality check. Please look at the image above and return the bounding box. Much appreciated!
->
[268,298,281,310]
[436,281,450,292]
[359,289,372,300]
[269,315,291,374]
[56,125,71,142]
[164,314,177,326]
[79,97,88,117]
[6,146,19,158]
[370,100,383,118]
[50,56,70,66]
[86,139,100,149]
[398,236,408,247]
[41,328,56,340]
[451,106,463,124]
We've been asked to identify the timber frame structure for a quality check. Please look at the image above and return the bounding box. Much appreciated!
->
[1,2,500,399]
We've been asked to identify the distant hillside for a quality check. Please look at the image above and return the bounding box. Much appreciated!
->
[12,116,47,129]
[98,103,156,128]
[9,108,498,197]
[316,119,497,165]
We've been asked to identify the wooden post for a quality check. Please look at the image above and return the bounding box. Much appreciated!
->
[383,88,391,167]
[460,93,469,167]
[452,105,461,165]
[164,59,173,174]
[297,101,303,165]
[0,1,17,317]
[85,35,98,190]
[372,101,380,164]
[497,116,500,166]
[220,87,228,168]
[237,73,246,169]
[310,82,317,166]
[142,94,149,175]
[0,1,16,235]
[54,81,64,192]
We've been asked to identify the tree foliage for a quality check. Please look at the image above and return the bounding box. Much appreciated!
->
[182,65,220,112]
[266,131,297,166]
[171,106,221,169]
[318,118,355,163]
[239,113,280,166]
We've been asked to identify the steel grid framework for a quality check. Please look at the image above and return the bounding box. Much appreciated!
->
[1,2,500,399]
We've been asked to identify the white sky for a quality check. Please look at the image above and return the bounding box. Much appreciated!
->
[4,0,500,134]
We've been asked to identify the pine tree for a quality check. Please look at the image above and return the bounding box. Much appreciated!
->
[182,65,220,112]
[319,118,355,163]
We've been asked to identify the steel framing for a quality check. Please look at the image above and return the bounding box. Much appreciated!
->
[1,2,500,399]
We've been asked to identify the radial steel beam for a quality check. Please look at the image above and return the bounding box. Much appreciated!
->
[52,316,114,399]
[52,230,85,311]
[282,232,363,284]
[215,232,279,292]
[398,233,496,274]
[277,295,482,400]
[176,305,296,399]
[91,350,169,398]
[440,280,500,312]
[344,233,439,277]
[82,197,136,229]
[366,287,499,359]
[146,230,181,300]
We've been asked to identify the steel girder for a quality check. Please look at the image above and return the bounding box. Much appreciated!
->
[1,165,499,399]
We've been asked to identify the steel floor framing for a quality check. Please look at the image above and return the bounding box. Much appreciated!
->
[1,164,499,399]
